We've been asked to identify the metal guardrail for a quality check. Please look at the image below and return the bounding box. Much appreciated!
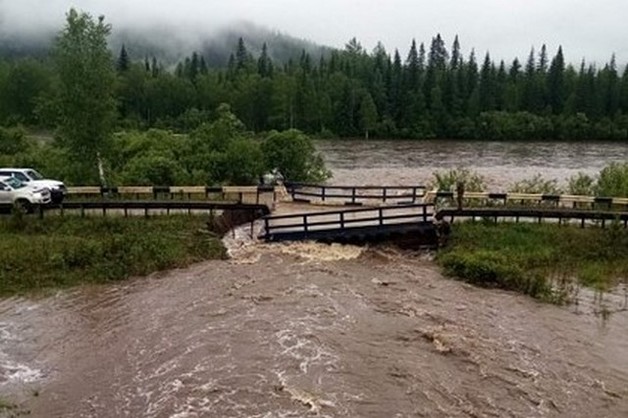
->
[285,183,427,205]
[0,200,271,218]
[436,207,628,228]
[425,190,628,209]
[65,185,280,204]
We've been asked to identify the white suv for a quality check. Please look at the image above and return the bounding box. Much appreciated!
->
[0,177,52,212]
[0,168,66,204]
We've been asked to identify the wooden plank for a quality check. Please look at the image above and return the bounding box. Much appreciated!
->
[612,197,628,205]
[223,186,259,194]
[67,186,101,195]
[560,195,595,203]
[118,186,153,195]
[506,193,544,201]
[169,186,206,194]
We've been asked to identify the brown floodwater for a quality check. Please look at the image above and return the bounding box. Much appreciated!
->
[316,139,628,189]
[1,140,628,417]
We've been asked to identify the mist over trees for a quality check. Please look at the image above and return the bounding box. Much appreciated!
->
[1,19,628,141]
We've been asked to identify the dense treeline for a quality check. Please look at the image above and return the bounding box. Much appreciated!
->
[0,10,329,186]
[2,33,628,140]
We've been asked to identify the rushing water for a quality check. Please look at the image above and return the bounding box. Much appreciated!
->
[1,140,628,417]
[316,139,628,189]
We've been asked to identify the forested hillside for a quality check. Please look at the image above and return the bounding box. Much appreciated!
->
[1,29,627,140]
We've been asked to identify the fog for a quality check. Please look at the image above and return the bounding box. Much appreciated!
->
[1,0,626,64]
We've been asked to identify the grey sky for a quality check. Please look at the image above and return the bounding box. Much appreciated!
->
[1,0,626,65]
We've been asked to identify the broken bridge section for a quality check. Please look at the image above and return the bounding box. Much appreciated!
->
[260,203,437,246]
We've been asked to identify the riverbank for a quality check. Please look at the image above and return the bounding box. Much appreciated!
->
[0,215,226,296]
[437,222,628,302]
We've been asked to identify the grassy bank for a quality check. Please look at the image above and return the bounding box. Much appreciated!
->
[0,215,226,296]
[437,222,628,303]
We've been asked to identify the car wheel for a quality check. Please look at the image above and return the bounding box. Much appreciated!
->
[14,199,31,214]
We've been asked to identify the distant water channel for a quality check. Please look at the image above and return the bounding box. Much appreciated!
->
[316,139,628,189]
[0,140,627,417]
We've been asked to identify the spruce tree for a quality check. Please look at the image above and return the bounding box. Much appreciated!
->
[547,46,566,114]
[117,44,130,72]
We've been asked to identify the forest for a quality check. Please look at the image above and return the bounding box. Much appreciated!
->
[1,30,628,141]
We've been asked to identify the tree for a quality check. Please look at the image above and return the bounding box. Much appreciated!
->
[257,43,274,78]
[53,9,117,184]
[117,44,130,72]
[359,92,377,139]
[547,46,566,114]
[261,130,329,182]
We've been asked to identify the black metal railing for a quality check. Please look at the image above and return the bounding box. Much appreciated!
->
[286,183,427,205]
[262,203,434,241]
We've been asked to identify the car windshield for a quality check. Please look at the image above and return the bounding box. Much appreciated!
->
[3,177,25,189]
[26,170,44,180]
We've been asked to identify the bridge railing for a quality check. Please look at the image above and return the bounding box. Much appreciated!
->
[285,183,427,205]
[436,207,628,229]
[262,203,434,240]
[66,185,281,205]
[424,190,628,210]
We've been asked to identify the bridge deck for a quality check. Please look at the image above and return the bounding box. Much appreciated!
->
[262,203,435,243]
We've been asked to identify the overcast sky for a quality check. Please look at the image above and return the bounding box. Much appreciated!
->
[1,0,626,65]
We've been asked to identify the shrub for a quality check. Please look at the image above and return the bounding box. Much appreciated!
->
[430,167,485,192]
[596,162,628,197]
[568,172,596,195]
[261,129,331,182]
[508,174,562,194]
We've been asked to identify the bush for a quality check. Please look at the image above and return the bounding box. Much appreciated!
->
[261,129,331,182]
[596,162,628,197]
[508,174,562,194]
[430,167,485,192]
[568,172,596,195]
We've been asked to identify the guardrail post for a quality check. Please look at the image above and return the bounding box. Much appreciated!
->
[303,215,308,234]
[379,208,384,225]
[382,188,387,203]
[340,212,345,229]
[352,188,356,204]
[264,217,270,239]
[422,205,427,221]
[412,187,417,203]
[321,186,326,202]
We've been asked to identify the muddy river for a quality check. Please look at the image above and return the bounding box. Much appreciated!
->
[1,140,627,417]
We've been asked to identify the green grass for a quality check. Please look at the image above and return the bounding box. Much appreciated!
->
[0,215,227,296]
[437,221,628,302]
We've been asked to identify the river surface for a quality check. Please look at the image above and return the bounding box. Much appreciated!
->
[316,139,628,189]
[1,140,628,417]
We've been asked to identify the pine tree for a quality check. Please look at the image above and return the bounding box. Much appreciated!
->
[359,92,377,139]
[479,52,496,111]
[257,43,274,78]
[200,56,208,75]
[547,46,566,114]
[450,35,461,69]
[406,39,420,91]
[235,37,253,73]
[117,44,130,72]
